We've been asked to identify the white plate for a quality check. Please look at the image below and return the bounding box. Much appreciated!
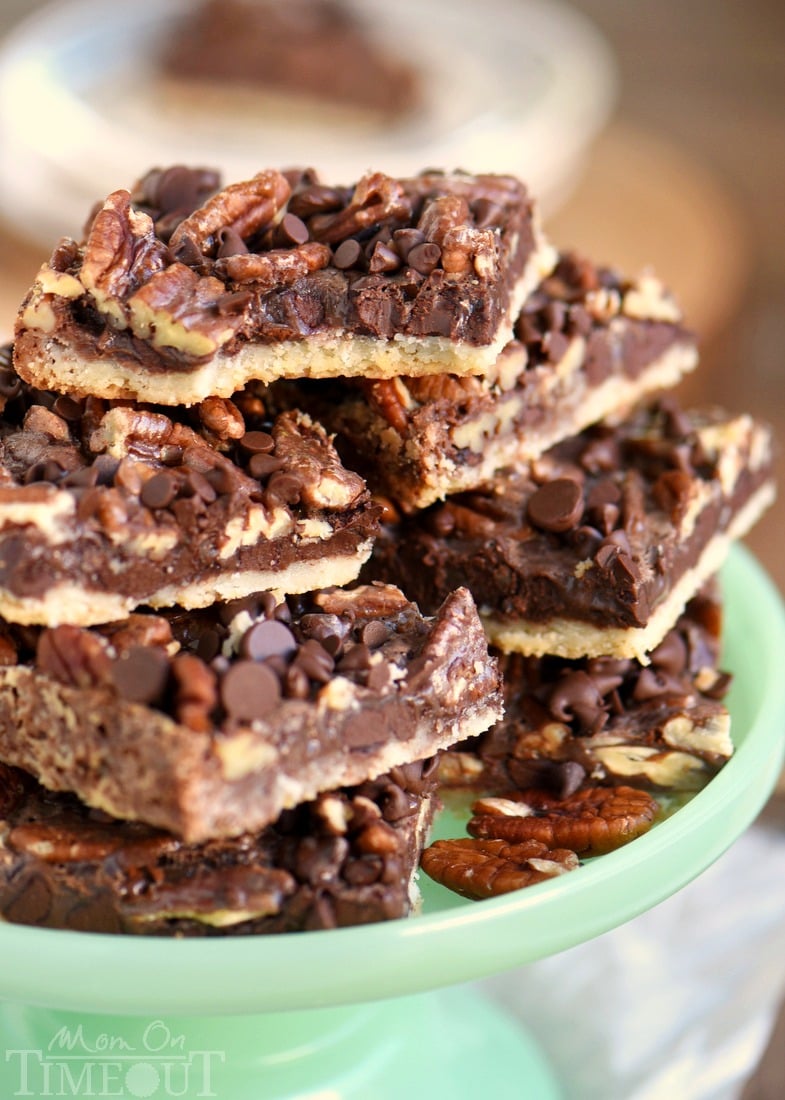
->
[0,0,616,246]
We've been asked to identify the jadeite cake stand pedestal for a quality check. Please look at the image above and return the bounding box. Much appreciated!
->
[1,545,784,1100]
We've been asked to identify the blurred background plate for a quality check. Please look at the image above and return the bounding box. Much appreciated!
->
[0,0,616,245]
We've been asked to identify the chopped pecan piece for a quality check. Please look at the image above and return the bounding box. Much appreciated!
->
[308,172,412,244]
[421,837,579,899]
[216,241,331,286]
[468,785,659,855]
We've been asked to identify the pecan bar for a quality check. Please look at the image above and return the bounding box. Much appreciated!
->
[0,584,502,841]
[366,400,775,661]
[163,0,421,120]
[272,252,697,510]
[0,760,437,934]
[0,346,377,626]
[13,166,556,405]
[440,587,734,795]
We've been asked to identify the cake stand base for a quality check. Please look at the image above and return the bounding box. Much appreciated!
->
[0,987,561,1099]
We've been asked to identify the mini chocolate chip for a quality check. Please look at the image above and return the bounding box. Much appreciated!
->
[569,525,603,558]
[264,654,289,679]
[294,639,334,683]
[548,670,605,730]
[171,234,204,268]
[274,212,309,246]
[216,227,249,258]
[299,613,346,656]
[248,453,284,480]
[52,395,83,421]
[338,643,372,672]
[407,241,441,275]
[274,601,292,624]
[110,646,170,705]
[595,528,632,568]
[359,620,392,648]
[631,668,671,702]
[650,631,688,676]
[187,470,219,503]
[367,661,391,691]
[61,466,100,490]
[195,629,222,663]
[543,330,571,364]
[266,471,302,505]
[283,664,310,699]
[584,657,629,696]
[160,445,184,467]
[0,366,21,400]
[333,239,363,270]
[392,227,425,261]
[369,242,401,274]
[220,661,281,721]
[204,465,238,496]
[240,431,275,454]
[241,620,297,662]
[588,501,620,536]
[527,478,584,534]
[140,471,178,510]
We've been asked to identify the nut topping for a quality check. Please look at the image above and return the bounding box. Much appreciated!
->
[169,170,291,258]
[421,837,579,899]
[468,786,659,855]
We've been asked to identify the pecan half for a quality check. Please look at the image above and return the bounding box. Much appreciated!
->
[168,170,291,257]
[36,625,112,689]
[79,191,168,327]
[126,264,244,358]
[468,786,659,855]
[421,837,579,899]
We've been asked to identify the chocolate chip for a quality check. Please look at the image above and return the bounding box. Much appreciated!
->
[650,631,688,676]
[61,466,100,490]
[548,670,605,731]
[216,227,249,258]
[204,465,239,496]
[333,239,363,270]
[220,661,281,721]
[274,213,309,247]
[160,445,184,467]
[181,469,217,503]
[369,242,401,274]
[283,664,310,699]
[265,471,302,505]
[240,620,297,662]
[248,453,284,480]
[527,478,584,534]
[140,471,178,510]
[294,639,334,683]
[392,227,425,261]
[407,242,441,275]
[338,643,372,672]
[110,646,170,705]
[240,431,275,455]
[52,395,83,421]
[359,620,392,648]
[631,668,673,702]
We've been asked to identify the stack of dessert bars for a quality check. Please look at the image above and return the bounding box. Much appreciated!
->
[0,165,775,928]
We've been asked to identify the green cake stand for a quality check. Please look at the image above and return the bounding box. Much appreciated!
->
[1,545,784,1100]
